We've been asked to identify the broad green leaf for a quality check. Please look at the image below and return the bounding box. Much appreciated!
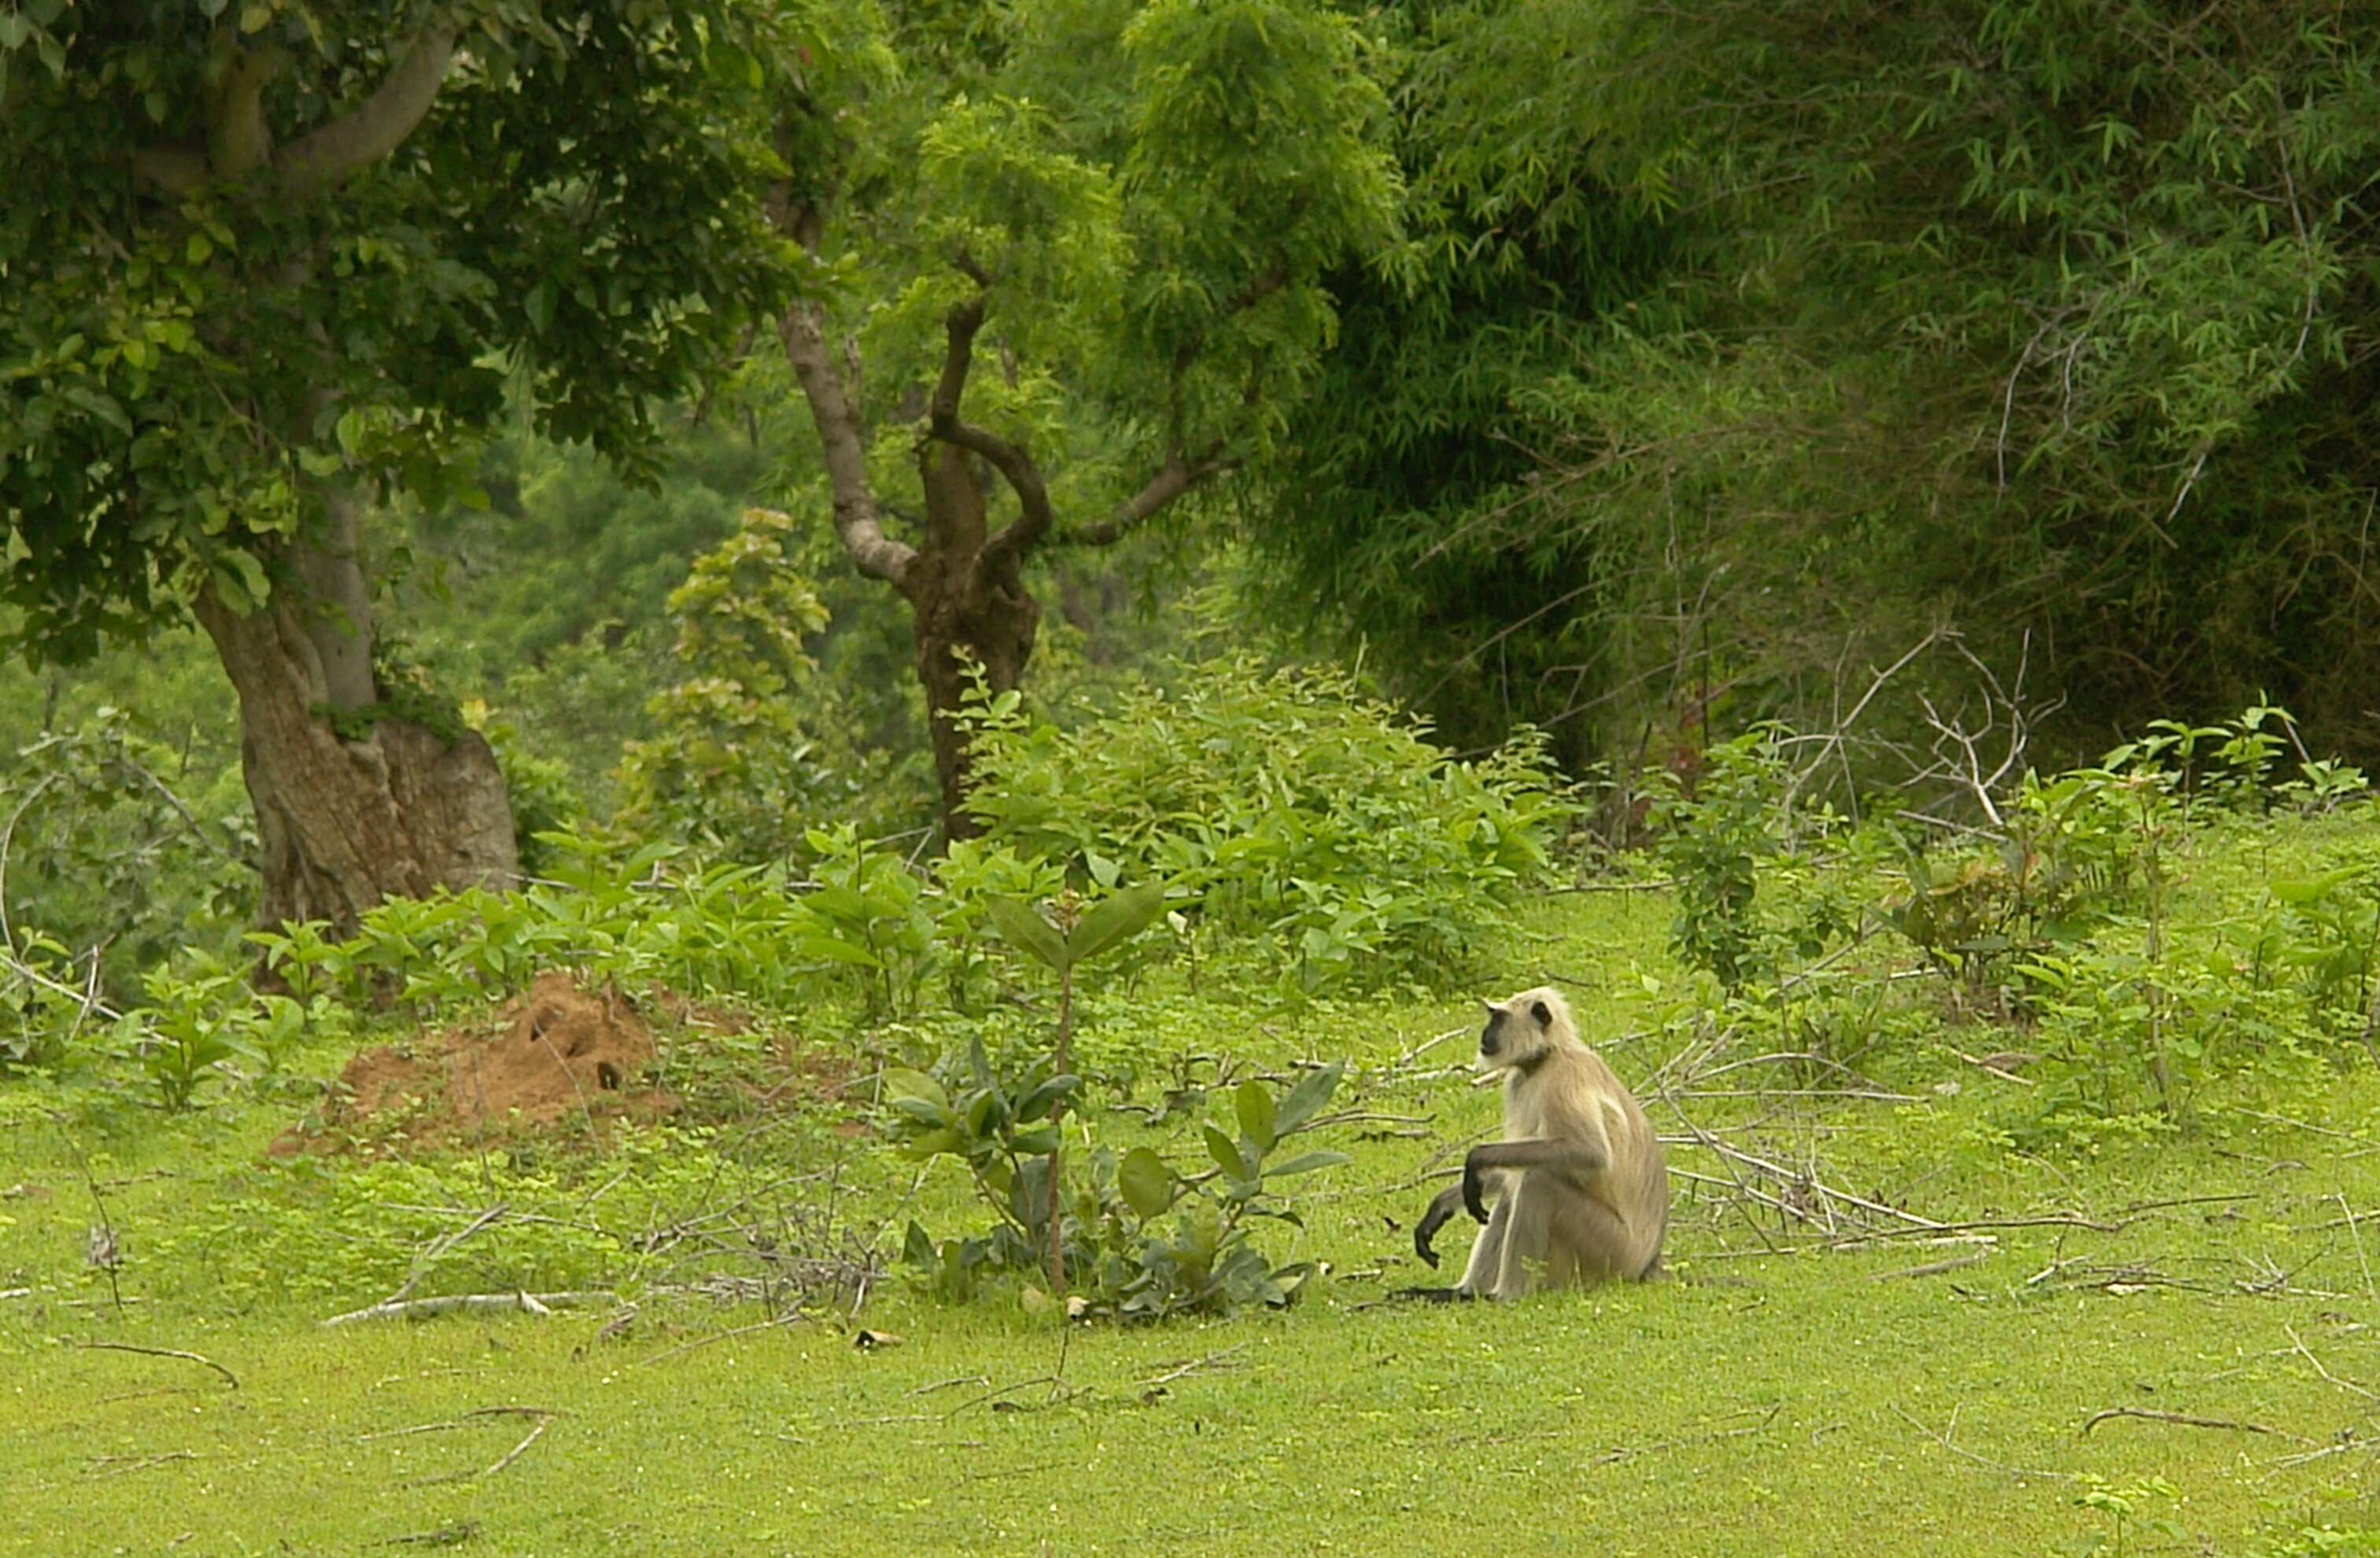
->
[1065,881,1167,965]
[985,896,1069,973]
[524,279,556,334]
[212,548,270,611]
[1015,1073,1079,1124]
[1264,1150,1351,1179]
[2271,869,2360,904]
[794,934,881,969]
[1117,1146,1174,1219]
[1271,1061,1342,1137]
[1234,1079,1276,1153]
[1202,1123,1249,1182]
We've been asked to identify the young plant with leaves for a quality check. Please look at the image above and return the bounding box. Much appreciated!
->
[981,878,1168,1292]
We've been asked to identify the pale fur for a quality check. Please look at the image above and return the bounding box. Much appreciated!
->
[1456,986,1668,1297]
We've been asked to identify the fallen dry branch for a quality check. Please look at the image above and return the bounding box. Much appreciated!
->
[2080,1407,2314,1443]
[79,1340,238,1390]
[1891,1405,2077,1481]
[323,1290,615,1327]
[84,1449,197,1479]
[2284,1325,2379,1401]
[1869,1250,1993,1282]
[632,1310,809,1369]
[393,1408,563,1487]
[357,1405,560,1444]
[1134,1342,1250,1395]
[1589,1403,1781,1465]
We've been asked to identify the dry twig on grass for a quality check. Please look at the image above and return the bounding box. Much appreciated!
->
[78,1339,238,1390]
[322,1290,615,1327]
[2080,1406,2314,1443]
[1891,1405,2076,1481]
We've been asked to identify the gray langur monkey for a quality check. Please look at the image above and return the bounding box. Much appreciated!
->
[1403,987,1668,1301]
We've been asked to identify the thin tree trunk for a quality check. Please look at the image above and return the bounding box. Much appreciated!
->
[910,442,1039,836]
[192,506,516,934]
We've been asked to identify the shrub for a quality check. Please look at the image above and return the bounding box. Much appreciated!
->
[959,655,1573,994]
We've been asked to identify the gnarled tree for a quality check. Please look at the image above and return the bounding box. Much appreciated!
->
[769,0,1400,829]
[1,0,794,929]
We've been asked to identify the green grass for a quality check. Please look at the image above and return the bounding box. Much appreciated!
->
[6,886,2380,1556]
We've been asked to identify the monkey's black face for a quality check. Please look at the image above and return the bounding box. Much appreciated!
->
[1479,1006,1508,1059]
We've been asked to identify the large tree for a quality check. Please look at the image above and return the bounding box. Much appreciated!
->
[1,0,795,929]
[768,0,1400,827]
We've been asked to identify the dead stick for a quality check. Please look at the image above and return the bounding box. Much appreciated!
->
[79,1341,238,1390]
[633,1311,806,1369]
[2080,1407,2312,1442]
[1870,1250,1992,1282]
[478,1416,551,1479]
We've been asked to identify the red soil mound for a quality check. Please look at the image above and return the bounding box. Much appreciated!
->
[273,972,673,1155]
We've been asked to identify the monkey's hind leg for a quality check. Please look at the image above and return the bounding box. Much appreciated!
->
[1490,1175,1635,1299]
[1456,1195,1511,1298]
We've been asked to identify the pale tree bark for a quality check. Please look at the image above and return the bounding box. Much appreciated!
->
[143,19,518,930]
[775,198,1237,834]
[192,517,516,934]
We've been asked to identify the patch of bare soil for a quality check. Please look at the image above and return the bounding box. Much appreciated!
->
[272,972,673,1157]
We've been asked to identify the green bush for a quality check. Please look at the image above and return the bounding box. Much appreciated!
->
[959,655,1573,995]
[884,1039,1349,1319]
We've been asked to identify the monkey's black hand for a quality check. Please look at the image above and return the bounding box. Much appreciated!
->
[1461,1153,1491,1224]
[1414,1200,1451,1268]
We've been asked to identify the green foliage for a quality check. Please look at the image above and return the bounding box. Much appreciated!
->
[1644,729,1792,990]
[0,702,252,999]
[470,703,588,878]
[1259,0,2380,777]
[0,0,795,660]
[983,881,1169,980]
[887,1043,1347,1317]
[961,654,1572,995]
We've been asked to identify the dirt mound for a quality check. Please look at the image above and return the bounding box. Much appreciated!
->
[274,972,673,1156]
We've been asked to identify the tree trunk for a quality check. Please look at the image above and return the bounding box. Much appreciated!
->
[909,445,1040,835]
[192,505,516,933]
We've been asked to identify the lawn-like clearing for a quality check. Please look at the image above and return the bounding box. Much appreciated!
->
[6,891,2378,1556]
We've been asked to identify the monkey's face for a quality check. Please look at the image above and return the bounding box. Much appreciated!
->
[1476,995,1556,1073]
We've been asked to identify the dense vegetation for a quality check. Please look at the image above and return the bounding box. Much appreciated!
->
[5,1,2379,1552]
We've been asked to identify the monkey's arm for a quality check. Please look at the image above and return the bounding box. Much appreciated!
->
[1413,1183,1467,1268]
[1461,1138,1609,1224]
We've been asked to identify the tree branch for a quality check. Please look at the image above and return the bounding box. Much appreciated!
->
[131,146,211,198]
[928,286,1057,570]
[131,22,459,199]
[271,21,460,196]
[1066,445,1235,548]
[780,300,916,586]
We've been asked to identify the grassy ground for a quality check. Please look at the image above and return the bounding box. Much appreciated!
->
[6,886,2380,1556]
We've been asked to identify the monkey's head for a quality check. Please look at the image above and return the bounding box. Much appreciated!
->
[1476,986,1573,1073]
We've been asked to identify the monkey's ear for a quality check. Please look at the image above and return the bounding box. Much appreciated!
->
[1530,999,1552,1028]
[1481,999,1499,1014]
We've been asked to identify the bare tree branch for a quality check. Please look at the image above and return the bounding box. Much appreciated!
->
[131,24,458,198]
[1064,446,1235,549]
[926,285,1057,567]
[780,301,917,588]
